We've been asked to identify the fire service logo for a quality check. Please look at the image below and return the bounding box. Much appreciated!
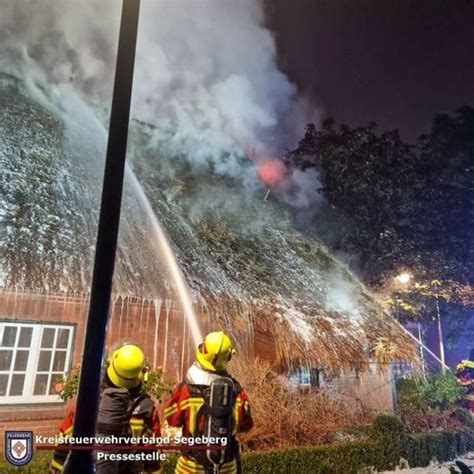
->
[5,431,33,466]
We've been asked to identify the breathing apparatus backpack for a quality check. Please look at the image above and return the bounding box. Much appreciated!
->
[191,376,236,473]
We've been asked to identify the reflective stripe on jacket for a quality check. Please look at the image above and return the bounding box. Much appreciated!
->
[164,383,252,437]
[175,455,237,474]
[164,366,252,474]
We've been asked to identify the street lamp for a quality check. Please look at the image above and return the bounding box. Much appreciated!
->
[395,272,411,284]
[431,280,446,374]
[393,272,412,318]
[393,273,447,374]
[393,272,426,374]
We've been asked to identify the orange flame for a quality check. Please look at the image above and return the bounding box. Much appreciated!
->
[257,156,286,187]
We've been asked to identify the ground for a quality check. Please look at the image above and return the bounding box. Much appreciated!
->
[382,451,474,473]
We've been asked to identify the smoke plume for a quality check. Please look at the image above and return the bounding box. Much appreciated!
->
[0,0,320,206]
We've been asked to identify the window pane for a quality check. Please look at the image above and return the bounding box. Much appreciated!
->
[49,373,63,395]
[34,374,48,396]
[14,350,29,371]
[1,326,17,347]
[18,327,33,347]
[37,351,52,372]
[52,351,66,372]
[41,328,55,348]
[0,374,8,395]
[0,350,13,371]
[56,329,70,349]
[9,374,25,396]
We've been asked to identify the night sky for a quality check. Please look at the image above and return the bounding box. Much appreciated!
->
[268,0,474,142]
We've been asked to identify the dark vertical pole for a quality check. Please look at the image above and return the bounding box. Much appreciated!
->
[62,1,140,472]
[434,287,446,374]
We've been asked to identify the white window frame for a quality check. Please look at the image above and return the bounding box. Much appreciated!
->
[0,321,74,404]
[298,367,311,386]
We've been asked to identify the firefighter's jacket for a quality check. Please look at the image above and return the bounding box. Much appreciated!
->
[50,391,161,474]
[456,359,474,412]
[164,362,253,474]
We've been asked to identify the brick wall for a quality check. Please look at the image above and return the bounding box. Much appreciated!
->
[325,363,395,412]
[0,404,67,441]
[0,289,208,450]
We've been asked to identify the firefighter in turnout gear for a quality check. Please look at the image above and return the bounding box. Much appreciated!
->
[455,349,474,414]
[164,331,253,474]
[50,340,162,474]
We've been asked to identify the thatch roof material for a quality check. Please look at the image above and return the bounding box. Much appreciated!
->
[0,74,416,370]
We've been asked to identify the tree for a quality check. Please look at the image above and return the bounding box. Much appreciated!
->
[286,107,474,345]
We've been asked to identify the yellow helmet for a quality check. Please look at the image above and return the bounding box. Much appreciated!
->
[106,341,146,389]
[196,331,235,372]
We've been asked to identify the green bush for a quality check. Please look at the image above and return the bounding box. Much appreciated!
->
[240,442,383,474]
[370,414,408,440]
[397,373,464,413]
[396,377,425,411]
[452,407,474,428]
[404,431,463,467]
[368,414,409,470]
[420,372,464,411]
[239,429,472,474]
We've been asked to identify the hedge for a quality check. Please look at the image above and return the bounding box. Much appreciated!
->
[238,431,473,474]
[239,441,383,474]
[1,429,472,473]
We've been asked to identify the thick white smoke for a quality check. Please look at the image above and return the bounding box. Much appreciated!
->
[0,1,120,99]
[2,0,372,337]
[325,269,363,325]
[0,0,320,206]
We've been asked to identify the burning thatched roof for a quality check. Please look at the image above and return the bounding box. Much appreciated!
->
[0,74,416,370]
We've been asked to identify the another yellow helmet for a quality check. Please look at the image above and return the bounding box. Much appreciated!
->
[106,341,146,389]
[196,331,235,372]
